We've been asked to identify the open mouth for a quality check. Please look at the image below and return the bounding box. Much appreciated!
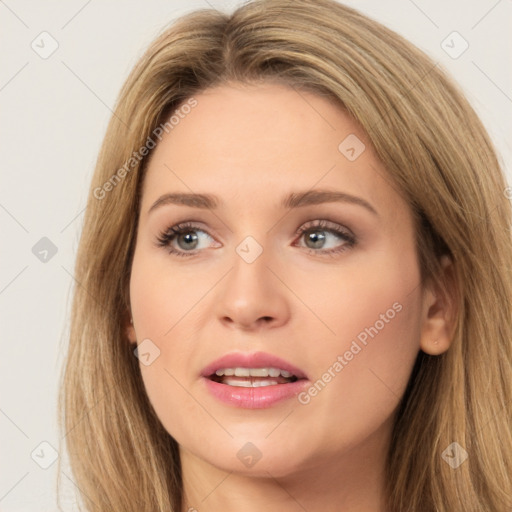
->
[208,367,300,387]
[202,355,309,408]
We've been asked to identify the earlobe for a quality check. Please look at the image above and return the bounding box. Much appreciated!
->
[125,312,138,345]
[419,255,458,356]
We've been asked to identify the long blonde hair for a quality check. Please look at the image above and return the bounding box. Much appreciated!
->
[58,1,512,510]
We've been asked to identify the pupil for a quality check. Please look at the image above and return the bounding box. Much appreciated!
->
[307,230,325,249]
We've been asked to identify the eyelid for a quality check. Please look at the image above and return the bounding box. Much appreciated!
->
[294,218,354,238]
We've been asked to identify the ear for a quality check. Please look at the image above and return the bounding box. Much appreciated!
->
[124,309,137,345]
[419,255,459,355]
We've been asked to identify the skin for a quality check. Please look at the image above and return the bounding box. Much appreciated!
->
[126,81,456,512]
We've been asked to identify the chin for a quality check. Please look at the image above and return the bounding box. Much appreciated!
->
[190,435,312,478]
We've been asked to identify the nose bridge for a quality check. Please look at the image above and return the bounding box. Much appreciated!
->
[214,237,291,330]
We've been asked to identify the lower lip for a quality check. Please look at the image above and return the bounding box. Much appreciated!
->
[203,377,310,409]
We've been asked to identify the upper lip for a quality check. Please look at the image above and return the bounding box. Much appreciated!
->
[201,351,308,380]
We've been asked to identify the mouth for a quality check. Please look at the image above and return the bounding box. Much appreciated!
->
[207,367,301,387]
[201,351,309,408]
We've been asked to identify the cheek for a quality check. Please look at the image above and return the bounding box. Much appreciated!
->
[130,251,178,335]
[129,246,216,338]
[129,250,216,436]
[293,250,423,446]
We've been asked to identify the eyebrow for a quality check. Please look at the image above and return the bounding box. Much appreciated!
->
[148,189,378,216]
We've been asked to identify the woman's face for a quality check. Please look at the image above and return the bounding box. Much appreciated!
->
[128,81,426,477]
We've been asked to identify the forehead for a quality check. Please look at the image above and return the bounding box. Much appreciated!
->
[140,82,408,221]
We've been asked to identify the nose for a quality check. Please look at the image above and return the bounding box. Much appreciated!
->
[214,247,291,332]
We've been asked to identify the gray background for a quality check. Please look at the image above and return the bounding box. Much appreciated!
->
[1,0,511,510]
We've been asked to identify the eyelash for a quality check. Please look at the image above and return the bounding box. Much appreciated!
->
[155,220,357,258]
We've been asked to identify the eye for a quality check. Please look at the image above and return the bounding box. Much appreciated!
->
[294,220,356,256]
[155,222,219,257]
[155,219,356,258]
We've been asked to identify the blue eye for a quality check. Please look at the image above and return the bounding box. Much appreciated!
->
[295,220,356,255]
[156,219,356,258]
[156,222,216,257]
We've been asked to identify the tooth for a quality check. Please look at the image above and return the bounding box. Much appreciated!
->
[214,367,297,379]
[223,378,252,387]
[222,378,280,387]
[251,379,278,387]
[249,368,269,377]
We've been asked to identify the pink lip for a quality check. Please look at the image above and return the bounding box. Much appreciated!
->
[201,351,310,409]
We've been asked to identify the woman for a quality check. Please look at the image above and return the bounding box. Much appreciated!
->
[58,0,512,510]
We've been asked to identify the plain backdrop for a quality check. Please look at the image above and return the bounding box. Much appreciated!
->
[1,0,511,510]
